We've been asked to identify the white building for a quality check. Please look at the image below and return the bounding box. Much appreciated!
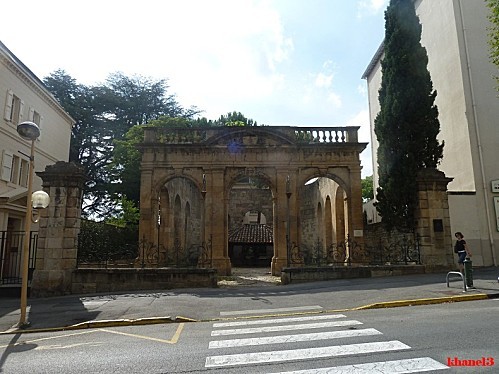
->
[362,0,499,266]
[1,40,73,280]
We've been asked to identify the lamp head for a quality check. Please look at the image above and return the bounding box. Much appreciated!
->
[17,121,40,141]
[32,190,50,209]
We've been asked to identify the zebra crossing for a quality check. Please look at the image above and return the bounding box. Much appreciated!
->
[205,305,449,373]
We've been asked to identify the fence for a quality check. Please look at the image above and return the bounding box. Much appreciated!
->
[77,220,138,268]
[288,234,420,267]
[138,237,213,268]
[77,220,212,268]
[0,231,38,285]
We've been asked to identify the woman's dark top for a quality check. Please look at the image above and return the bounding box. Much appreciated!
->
[454,239,466,253]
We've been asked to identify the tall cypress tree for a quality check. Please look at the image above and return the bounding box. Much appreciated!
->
[374,0,444,231]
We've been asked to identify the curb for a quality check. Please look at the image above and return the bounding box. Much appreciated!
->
[352,293,490,310]
[0,315,197,335]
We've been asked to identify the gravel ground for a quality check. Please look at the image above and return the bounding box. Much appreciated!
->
[217,267,281,287]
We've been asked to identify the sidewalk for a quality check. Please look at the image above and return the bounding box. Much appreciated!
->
[1,267,498,334]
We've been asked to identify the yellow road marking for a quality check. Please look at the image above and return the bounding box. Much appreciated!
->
[100,323,185,344]
[0,324,184,349]
[0,330,97,349]
[35,342,104,350]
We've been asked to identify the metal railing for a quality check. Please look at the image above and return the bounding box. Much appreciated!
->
[139,237,213,268]
[77,235,213,269]
[0,231,38,285]
[288,234,420,267]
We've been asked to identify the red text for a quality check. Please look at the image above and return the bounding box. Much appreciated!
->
[447,357,495,367]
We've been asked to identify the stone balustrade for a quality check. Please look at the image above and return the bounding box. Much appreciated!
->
[142,126,360,145]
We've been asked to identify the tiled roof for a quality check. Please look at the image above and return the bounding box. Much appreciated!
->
[229,224,273,244]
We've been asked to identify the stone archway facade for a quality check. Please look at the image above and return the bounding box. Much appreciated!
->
[138,126,366,276]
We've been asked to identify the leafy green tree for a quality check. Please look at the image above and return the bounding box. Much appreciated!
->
[111,117,192,205]
[44,70,117,216]
[44,71,198,219]
[374,0,444,231]
[487,0,499,89]
[361,175,374,202]
[215,111,258,126]
[105,197,140,227]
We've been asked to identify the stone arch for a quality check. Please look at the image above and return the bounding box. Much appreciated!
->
[138,126,366,275]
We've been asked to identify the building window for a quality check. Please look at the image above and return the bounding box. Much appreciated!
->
[0,151,28,186]
[3,90,24,124]
[33,110,41,126]
[29,107,42,128]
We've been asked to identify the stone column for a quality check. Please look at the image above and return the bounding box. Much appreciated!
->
[271,171,294,274]
[415,168,454,271]
[31,162,86,297]
[209,168,231,275]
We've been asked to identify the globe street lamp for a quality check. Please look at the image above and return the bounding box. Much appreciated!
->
[17,121,50,328]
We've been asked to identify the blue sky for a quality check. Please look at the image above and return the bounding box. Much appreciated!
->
[1,0,389,177]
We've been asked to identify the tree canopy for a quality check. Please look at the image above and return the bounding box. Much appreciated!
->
[44,70,259,220]
[361,175,374,202]
[44,70,199,219]
[374,0,444,231]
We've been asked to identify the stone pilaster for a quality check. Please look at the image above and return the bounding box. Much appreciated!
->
[415,168,454,271]
[31,162,86,296]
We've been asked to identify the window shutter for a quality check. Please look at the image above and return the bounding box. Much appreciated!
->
[4,90,13,121]
[28,107,34,121]
[38,115,44,140]
[1,151,13,182]
[19,100,25,122]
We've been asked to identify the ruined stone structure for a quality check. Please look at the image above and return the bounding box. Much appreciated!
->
[138,126,367,276]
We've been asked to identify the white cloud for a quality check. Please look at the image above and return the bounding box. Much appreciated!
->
[327,92,342,108]
[357,0,388,17]
[0,0,293,119]
[315,73,334,89]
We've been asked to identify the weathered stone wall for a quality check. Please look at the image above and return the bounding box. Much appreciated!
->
[300,183,319,249]
[300,178,342,250]
[72,268,217,294]
[228,187,273,229]
[163,177,203,248]
[281,265,425,284]
[364,222,413,249]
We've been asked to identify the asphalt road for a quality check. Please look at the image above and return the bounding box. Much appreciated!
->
[0,299,498,373]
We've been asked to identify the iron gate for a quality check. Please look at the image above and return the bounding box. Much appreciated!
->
[0,231,38,285]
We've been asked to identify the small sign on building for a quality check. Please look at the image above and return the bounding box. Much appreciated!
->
[492,179,499,193]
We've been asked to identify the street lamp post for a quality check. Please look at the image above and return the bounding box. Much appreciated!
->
[17,121,49,328]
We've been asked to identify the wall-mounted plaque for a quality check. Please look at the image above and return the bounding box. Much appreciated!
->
[492,179,499,193]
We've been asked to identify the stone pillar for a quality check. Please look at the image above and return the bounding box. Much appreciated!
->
[31,162,86,297]
[415,168,454,271]
[271,171,294,274]
[209,168,231,275]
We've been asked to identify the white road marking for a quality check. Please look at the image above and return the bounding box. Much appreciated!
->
[205,340,410,367]
[267,357,449,373]
[219,305,323,316]
[211,320,363,336]
[209,328,382,348]
[213,314,347,328]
